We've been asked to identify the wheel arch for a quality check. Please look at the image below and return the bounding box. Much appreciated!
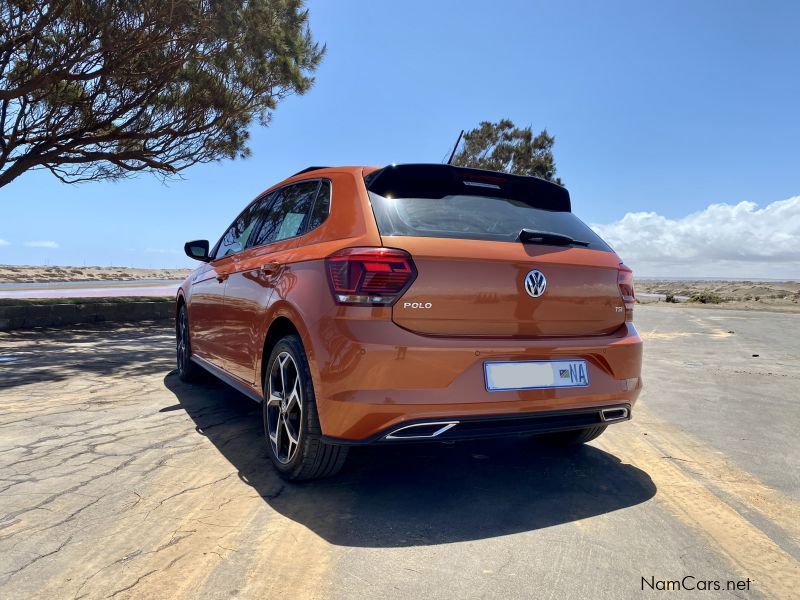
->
[260,302,316,392]
[175,292,186,331]
[176,290,186,308]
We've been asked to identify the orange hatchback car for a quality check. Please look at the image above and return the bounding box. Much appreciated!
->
[177,164,642,480]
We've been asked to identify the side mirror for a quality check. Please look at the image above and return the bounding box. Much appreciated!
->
[184,240,211,262]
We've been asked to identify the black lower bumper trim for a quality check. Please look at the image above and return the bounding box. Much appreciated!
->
[321,404,632,445]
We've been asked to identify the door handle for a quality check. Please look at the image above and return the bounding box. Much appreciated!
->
[216,274,228,283]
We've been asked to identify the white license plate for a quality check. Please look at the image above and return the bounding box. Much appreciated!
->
[484,360,590,391]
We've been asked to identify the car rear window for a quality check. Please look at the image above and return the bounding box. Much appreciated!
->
[368,192,612,251]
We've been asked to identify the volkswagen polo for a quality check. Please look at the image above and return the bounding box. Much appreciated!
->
[177,164,642,480]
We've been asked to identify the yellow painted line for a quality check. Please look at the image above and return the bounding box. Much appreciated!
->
[640,330,733,341]
[632,405,800,544]
[239,512,332,600]
[599,415,800,599]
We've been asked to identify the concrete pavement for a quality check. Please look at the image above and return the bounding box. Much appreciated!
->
[0,305,798,599]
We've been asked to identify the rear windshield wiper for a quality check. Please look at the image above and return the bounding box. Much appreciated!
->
[518,228,590,247]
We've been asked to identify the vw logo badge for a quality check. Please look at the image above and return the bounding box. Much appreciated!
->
[524,270,547,298]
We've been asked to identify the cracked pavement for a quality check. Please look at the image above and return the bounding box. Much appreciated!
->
[0,305,798,599]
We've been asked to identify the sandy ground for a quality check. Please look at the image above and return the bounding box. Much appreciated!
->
[0,265,191,283]
[638,280,800,313]
[0,305,798,599]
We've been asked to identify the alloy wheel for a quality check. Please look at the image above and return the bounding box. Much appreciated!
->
[266,351,303,464]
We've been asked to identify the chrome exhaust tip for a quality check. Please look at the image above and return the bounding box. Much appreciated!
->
[600,407,629,422]
[383,421,459,440]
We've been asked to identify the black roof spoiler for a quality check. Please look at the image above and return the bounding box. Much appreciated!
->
[292,166,329,177]
[365,163,571,212]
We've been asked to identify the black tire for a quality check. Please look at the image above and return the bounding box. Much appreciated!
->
[536,425,608,446]
[263,334,348,481]
[176,304,204,383]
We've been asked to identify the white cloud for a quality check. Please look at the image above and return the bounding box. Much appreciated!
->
[0,238,9,246]
[591,196,800,278]
[24,240,59,248]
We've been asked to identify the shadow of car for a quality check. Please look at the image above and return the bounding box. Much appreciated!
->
[163,371,656,548]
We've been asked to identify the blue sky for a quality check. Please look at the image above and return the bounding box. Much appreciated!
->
[2,0,799,277]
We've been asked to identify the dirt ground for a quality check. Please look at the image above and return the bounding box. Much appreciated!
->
[0,305,798,599]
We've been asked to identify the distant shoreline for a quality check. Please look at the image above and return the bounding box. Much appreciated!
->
[0,278,182,289]
[1,265,797,312]
[2,264,797,285]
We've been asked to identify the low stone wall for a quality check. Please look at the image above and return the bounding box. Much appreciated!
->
[0,300,176,331]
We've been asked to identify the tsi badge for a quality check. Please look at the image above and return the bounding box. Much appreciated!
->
[524,269,547,298]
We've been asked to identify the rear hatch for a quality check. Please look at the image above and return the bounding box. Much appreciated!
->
[366,164,626,338]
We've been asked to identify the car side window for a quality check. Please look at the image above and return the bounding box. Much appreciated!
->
[214,195,271,259]
[307,180,331,231]
[248,181,320,248]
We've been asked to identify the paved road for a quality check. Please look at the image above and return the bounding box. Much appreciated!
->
[0,305,798,599]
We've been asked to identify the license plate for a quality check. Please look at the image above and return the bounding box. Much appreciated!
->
[484,360,590,391]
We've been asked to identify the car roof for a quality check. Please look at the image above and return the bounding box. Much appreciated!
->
[275,164,569,212]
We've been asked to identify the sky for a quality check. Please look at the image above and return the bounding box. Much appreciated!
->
[1,0,799,278]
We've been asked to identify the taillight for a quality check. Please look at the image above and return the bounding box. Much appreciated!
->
[326,247,417,306]
[618,264,635,322]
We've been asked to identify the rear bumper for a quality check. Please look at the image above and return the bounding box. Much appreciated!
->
[322,404,631,445]
[307,310,643,441]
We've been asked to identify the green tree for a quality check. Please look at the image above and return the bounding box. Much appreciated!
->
[452,119,562,184]
[0,0,323,189]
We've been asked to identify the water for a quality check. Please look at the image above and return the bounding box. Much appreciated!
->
[0,279,181,299]
[0,278,181,289]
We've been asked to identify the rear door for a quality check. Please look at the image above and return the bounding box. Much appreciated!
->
[221,180,326,384]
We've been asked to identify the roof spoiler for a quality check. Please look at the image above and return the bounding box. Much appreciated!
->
[365,164,571,212]
[292,166,329,177]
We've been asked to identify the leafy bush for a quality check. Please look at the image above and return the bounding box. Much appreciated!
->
[688,292,725,304]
